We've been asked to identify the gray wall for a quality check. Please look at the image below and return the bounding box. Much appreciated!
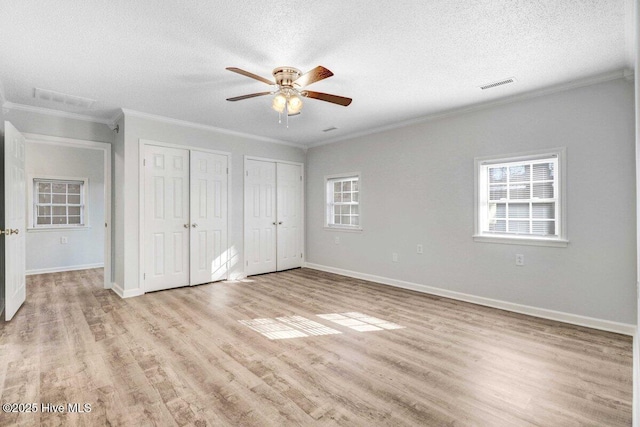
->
[114,114,306,293]
[25,143,105,273]
[306,78,636,324]
[0,125,5,317]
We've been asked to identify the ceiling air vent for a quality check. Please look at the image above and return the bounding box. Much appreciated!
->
[479,77,516,90]
[34,88,96,109]
[322,127,338,132]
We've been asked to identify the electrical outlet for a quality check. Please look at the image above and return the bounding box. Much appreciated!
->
[60,236,68,244]
[334,236,340,245]
[417,244,423,254]
[392,252,398,262]
[515,254,524,266]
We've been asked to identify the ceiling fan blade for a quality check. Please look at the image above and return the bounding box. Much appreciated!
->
[294,66,334,88]
[226,91,272,101]
[302,91,352,106]
[226,67,275,85]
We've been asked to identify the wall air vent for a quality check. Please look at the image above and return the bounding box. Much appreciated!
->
[322,127,338,132]
[479,77,516,90]
[34,88,96,109]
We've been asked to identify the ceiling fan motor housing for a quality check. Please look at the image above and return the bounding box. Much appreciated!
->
[273,67,302,88]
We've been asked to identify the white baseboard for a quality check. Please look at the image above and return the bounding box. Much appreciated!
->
[26,263,104,276]
[634,333,639,427]
[303,262,636,336]
[111,282,144,299]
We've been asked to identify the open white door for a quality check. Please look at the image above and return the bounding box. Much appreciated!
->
[4,122,26,320]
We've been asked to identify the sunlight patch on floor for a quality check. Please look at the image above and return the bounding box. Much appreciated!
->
[317,312,405,331]
[239,315,342,340]
[276,315,342,336]
[238,318,308,339]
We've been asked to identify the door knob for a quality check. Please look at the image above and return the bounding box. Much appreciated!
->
[192,223,198,228]
[10,229,19,235]
[278,222,283,225]
[183,224,189,228]
[0,229,19,235]
[272,222,276,225]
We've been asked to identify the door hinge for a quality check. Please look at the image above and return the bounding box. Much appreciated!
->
[246,261,248,266]
[227,167,229,174]
[144,273,146,280]
[300,176,302,181]
[105,222,107,228]
[300,252,303,258]
[143,159,146,166]
[246,171,249,176]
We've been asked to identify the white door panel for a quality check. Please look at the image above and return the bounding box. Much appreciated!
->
[245,160,277,275]
[244,159,303,277]
[4,122,26,320]
[190,150,228,285]
[144,145,190,292]
[277,163,302,271]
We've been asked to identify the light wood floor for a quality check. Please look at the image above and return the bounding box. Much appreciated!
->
[0,268,633,426]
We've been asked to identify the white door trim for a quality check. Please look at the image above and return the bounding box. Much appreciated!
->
[22,132,112,289]
[243,156,305,277]
[138,138,231,293]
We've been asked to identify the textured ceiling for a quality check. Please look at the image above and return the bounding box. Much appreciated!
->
[0,0,633,147]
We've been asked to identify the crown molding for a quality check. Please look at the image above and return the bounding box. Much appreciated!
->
[2,101,114,125]
[110,109,124,124]
[309,69,633,149]
[120,108,306,149]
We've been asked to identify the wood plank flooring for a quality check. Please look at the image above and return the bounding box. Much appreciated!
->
[0,268,633,426]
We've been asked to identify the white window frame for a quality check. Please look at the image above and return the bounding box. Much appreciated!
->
[28,175,90,230]
[473,148,568,247]
[324,172,362,232]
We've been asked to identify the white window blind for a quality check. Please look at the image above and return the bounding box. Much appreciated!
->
[486,159,557,236]
[326,175,360,229]
[474,149,567,246]
[34,179,85,227]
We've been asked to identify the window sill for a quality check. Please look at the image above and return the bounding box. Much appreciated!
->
[28,226,91,233]
[324,226,363,233]
[473,234,568,247]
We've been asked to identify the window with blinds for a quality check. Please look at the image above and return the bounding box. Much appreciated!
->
[326,174,361,229]
[475,149,567,246]
[33,178,86,227]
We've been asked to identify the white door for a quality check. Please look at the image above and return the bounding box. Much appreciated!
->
[245,160,277,275]
[4,122,26,320]
[190,150,228,285]
[144,145,190,292]
[276,163,303,271]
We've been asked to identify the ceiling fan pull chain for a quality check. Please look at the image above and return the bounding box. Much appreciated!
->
[285,102,289,129]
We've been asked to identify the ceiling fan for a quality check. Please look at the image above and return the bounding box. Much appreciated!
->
[225,65,352,117]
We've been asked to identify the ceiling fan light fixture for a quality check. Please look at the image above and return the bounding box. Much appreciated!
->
[287,94,303,114]
[272,93,287,113]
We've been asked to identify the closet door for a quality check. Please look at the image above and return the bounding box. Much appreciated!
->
[245,160,277,276]
[144,145,190,292]
[276,163,302,271]
[190,151,228,285]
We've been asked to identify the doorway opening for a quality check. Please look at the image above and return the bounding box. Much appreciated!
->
[24,133,112,288]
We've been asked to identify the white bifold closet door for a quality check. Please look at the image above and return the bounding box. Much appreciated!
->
[245,159,302,276]
[144,145,228,292]
[189,150,228,285]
